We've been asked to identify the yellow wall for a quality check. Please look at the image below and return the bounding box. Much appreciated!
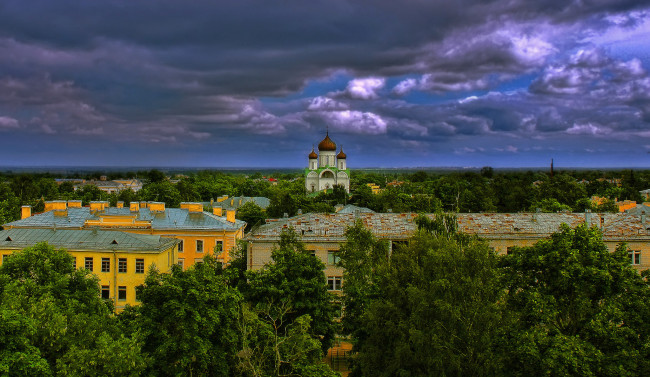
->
[128,228,244,269]
[0,245,177,311]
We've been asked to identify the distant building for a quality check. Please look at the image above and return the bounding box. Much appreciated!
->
[56,178,143,193]
[305,132,350,193]
[0,228,179,311]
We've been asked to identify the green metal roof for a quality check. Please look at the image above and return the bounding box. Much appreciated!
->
[0,228,179,253]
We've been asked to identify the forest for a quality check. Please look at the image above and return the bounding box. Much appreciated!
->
[2,216,650,376]
[0,168,649,229]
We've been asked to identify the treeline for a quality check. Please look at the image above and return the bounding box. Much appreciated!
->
[3,219,650,376]
[1,168,649,227]
[0,235,338,377]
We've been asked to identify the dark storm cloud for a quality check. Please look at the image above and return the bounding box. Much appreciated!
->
[0,0,649,166]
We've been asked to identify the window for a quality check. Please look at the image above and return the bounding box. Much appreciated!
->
[327,250,340,265]
[630,250,641,265]
[101,285,110,300]
[135,287,141,302]
[72,257,76,269]
[118,286,127,301]
[101,257,110,272]
[196,240,204,253]
[178,240,184,252]
[178,259,184,270]
[215,241,223,253]
[327,276,342,291]
[85,257,93,271]
[2,254,9,263]
[194,258,204,264]
[118,258,127,273]
[135,259,145,273]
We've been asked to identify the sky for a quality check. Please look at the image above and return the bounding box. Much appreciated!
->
[1,1,650,169]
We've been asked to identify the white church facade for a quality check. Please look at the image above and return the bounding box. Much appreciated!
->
[305,132,350,193]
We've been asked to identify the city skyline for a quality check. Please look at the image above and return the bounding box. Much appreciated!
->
[1,1,650,168]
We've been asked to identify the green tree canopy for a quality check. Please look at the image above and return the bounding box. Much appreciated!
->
[500,224,650,376]
[244,229,338,352]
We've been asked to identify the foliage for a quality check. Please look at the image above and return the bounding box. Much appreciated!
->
[0,243,145,376]
[341,221,504,377]
[236,202,267,231]
[500,224,650,376]
[130,256,243,377]
[236,303,337,377]
[244,229,338,352]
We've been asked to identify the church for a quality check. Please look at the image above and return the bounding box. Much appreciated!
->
[305,132,350,193]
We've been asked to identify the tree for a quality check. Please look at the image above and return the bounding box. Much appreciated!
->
[236,303,337,377]
[236,202,267,231]
[500,224,650,376]
[131,256,243,377]
[343,220,505,377]
[0,243,145,375]
[137,181,181,207]
[244,229,337,352]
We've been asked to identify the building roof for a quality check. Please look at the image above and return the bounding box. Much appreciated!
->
[318,133,336,151]
[335,204,374,214]
[4,206,245,231]
[0,228,179,252]
[246,211,649,243]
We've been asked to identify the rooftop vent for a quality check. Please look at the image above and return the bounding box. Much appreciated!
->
[5,236,12,241]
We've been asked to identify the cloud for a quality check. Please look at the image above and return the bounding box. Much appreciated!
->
[320,110,387,135]
[0,116,19,129]
[337,77,386,100]
[307,96,349,111]
[566,123,612,135]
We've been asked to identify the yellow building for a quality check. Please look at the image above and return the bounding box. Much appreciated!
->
[246,210,650,292]
[366,183,381,195]
[0,228,179,311]
[5,200,246,269]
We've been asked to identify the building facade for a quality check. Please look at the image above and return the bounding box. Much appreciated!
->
[246,210,650,292]
[5,200,246,269]
[305,132,350,193]
[0,228,179,310]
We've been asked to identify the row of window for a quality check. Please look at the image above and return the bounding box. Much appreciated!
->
[101,285,139,301]
[75,257,146,273]
[307,250,341,265]
[177,240,223,253]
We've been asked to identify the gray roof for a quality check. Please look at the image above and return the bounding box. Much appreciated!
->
[247,211,647,243]
[0,228,179,252]
[336,204,375,214]
[207,197,270,210]
[4,207,245,231]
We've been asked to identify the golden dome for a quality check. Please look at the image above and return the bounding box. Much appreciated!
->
[308,147,318,159]
[318,133,336,151]
[336,147,347,159]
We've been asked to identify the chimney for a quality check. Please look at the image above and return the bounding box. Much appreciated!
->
[585,209,592,225]
[226,209,236,223]
[181,202,203,213]
[116,201,124,209]
[89,201,106,212]
[21,205,32,219]
[148,202,166,212]
[642,210,646,225]
[130,202,140,212]
[67,200,82,208]
[297,208,303,215]
[213,206,223,216]
[44,200,67,212]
